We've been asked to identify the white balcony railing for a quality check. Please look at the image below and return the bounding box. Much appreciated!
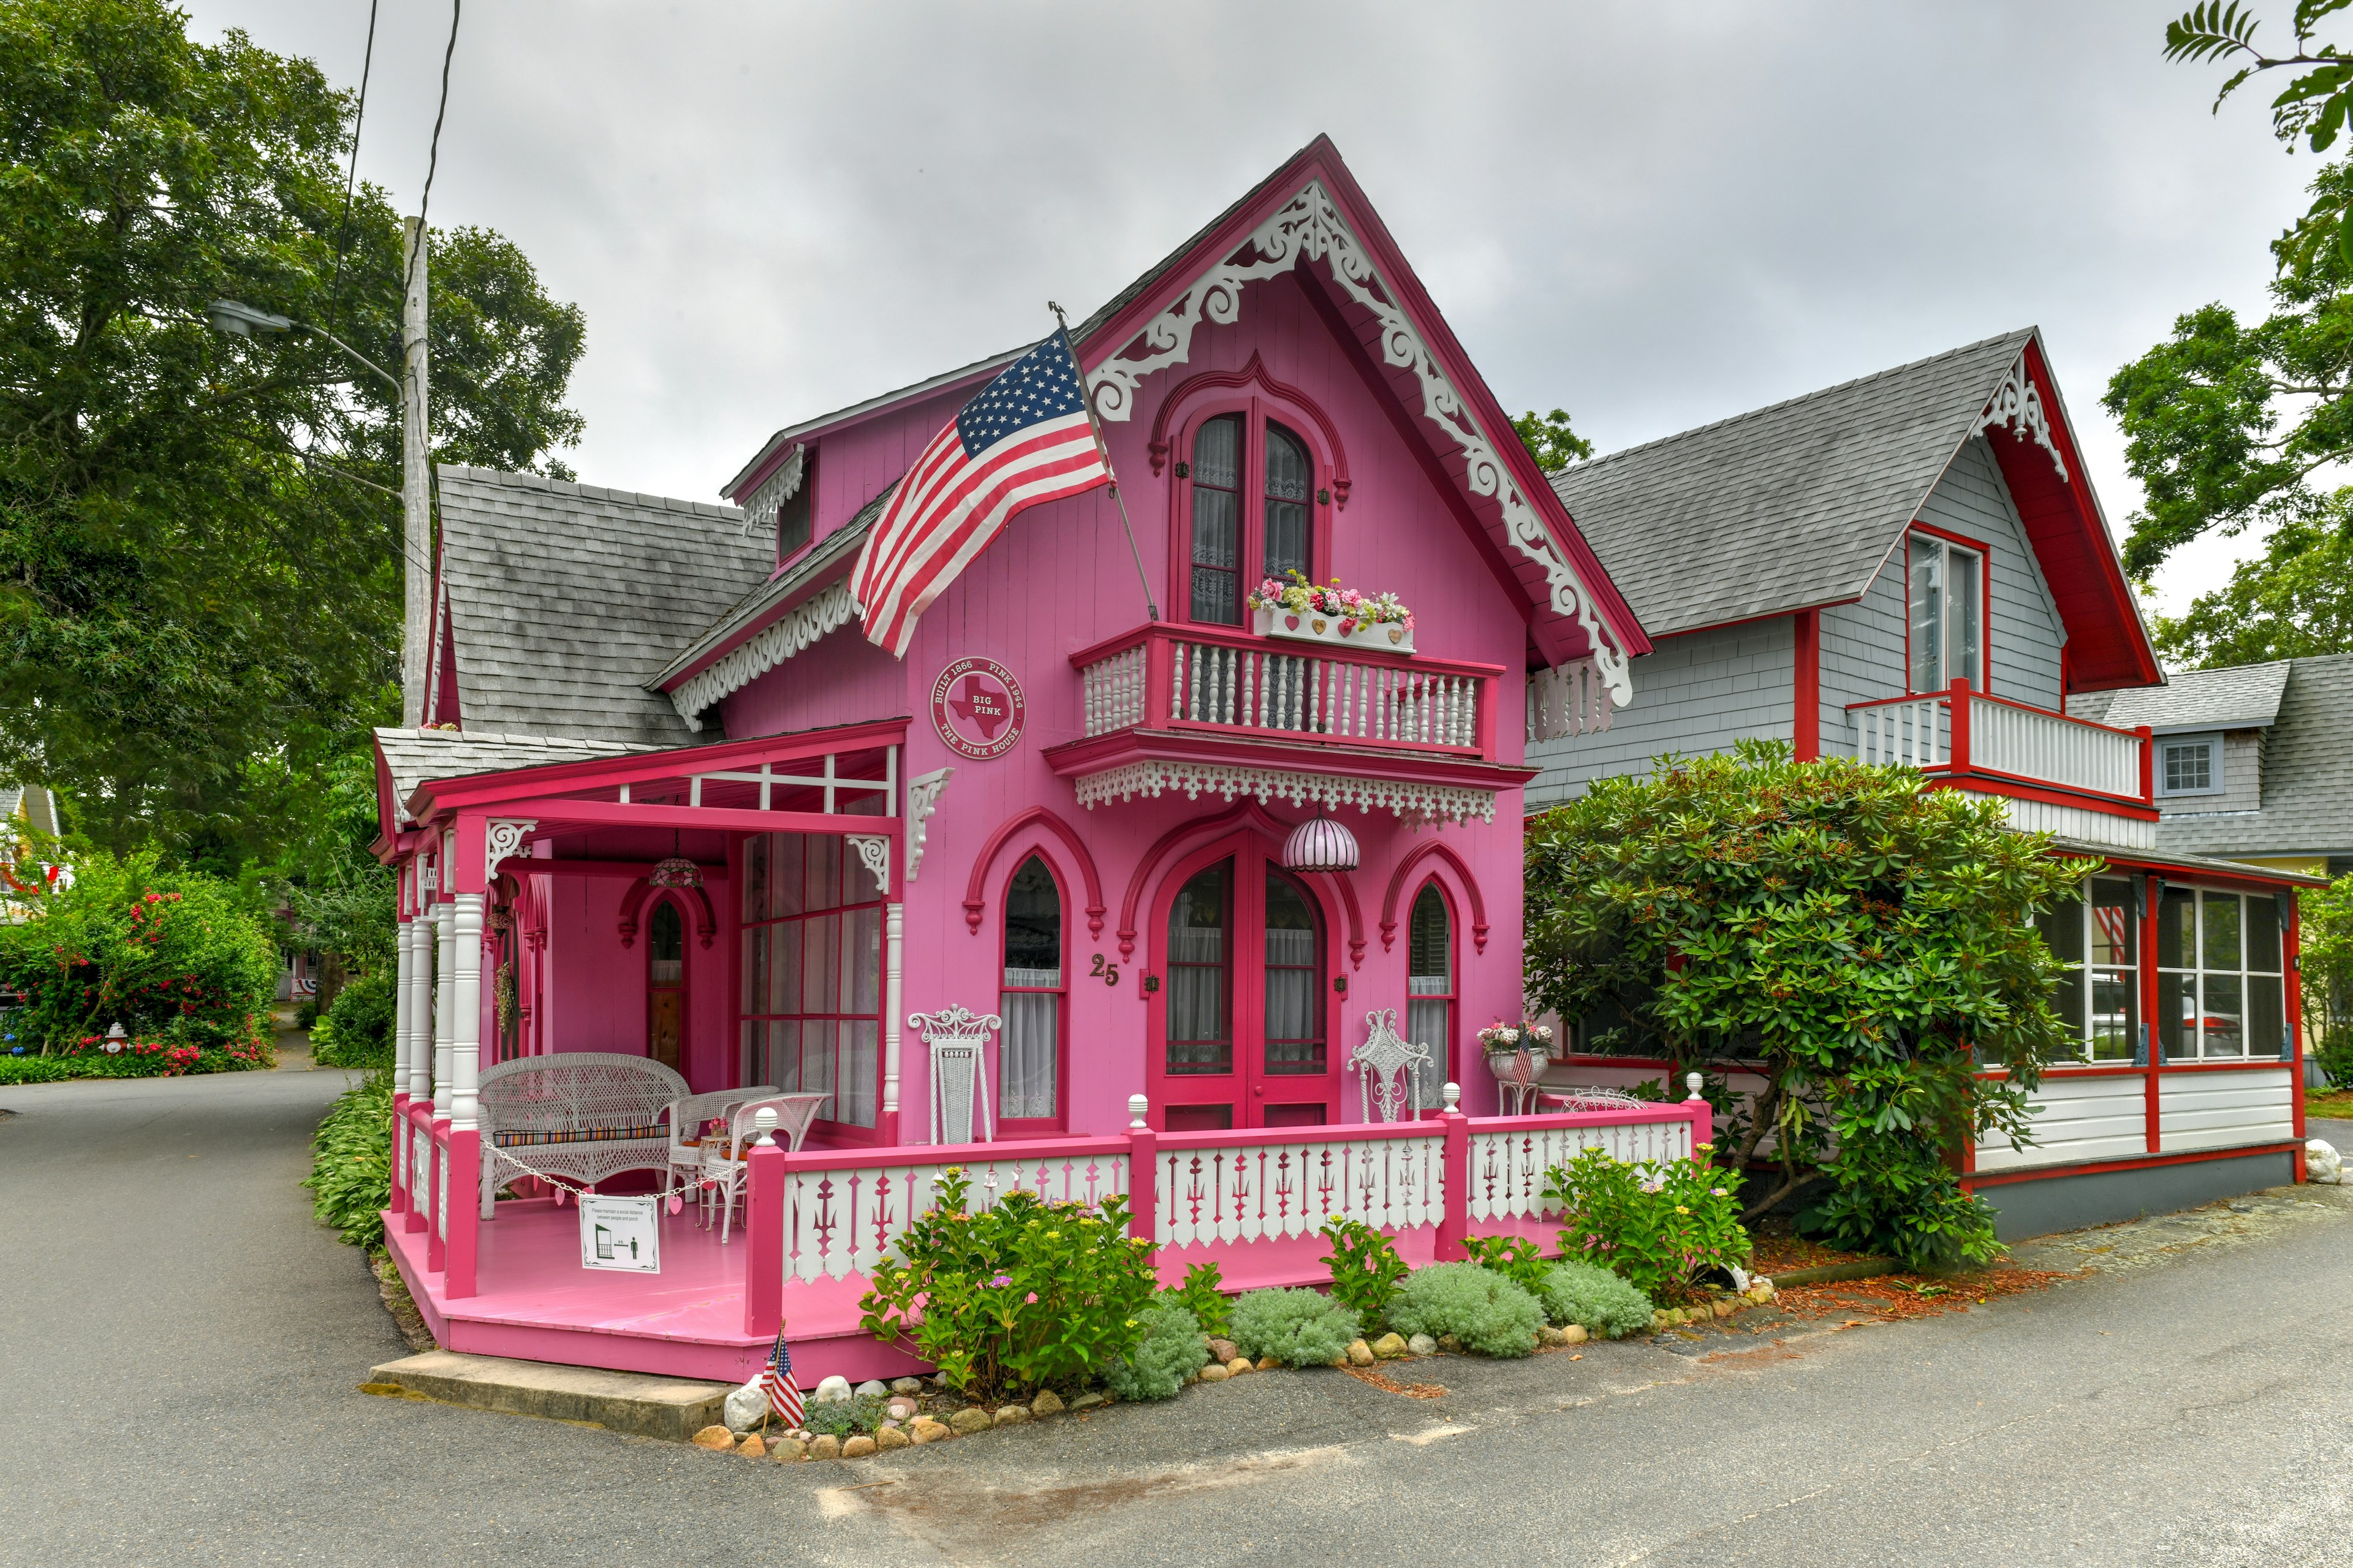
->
[1849,681,2150,806]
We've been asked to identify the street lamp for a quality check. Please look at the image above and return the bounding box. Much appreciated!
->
[205,298,400,392]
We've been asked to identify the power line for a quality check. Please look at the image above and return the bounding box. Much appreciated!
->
[324,0,379,325]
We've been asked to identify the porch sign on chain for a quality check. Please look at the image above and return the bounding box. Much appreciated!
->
[578,1195,662,1273]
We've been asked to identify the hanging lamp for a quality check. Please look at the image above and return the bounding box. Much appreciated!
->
[650,828,702,890]
[1281,814,1360,873]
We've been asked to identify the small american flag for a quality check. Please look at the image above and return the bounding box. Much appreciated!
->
[852,333,1111,656]
[759,1324,805,1427]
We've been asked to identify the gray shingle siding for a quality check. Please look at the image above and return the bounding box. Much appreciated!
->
[1927,437,2066,710]
[436,467,775,747]
[1528,616,1794,804]
[2140,656,2353,860]
[1816,562,1907,759]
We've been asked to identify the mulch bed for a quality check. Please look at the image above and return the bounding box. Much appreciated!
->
[1769,1263,2069,1324]
[1342,1365,1447,1399]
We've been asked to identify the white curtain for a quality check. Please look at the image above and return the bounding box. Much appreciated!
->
[999,974,1059,1119]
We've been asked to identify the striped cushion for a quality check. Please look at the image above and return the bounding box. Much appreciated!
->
[492,1123,665,1148]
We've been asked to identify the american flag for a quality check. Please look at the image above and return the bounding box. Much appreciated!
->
[758,1324,805,1427]
[852,333,1111,656]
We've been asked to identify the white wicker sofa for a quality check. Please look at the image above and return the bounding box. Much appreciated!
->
[476,1052,689,1219]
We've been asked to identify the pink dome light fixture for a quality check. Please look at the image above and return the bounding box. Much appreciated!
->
[1281,814,1360,874]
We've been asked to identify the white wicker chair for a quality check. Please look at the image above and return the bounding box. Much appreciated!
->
[664,1086,780,1199]
[914,1005,1000,1145]
[477,1051,689,1218]
[1350,1009,1433,1124]
[697,1092,829,1243]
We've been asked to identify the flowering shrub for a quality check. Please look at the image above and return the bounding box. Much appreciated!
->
[1105,1303,1211,1402]
[1229,1287,1360,1366]
[1539,1260,1654,1338]
[1385,1262,1544,1357]
[1247,569,1414,632]
[858,1169,1160,1400]
[1320,1216,1411,1322]
[1544,1145,1749,1303]
[0,848,276,1061]
[1161,1260,1232,1336]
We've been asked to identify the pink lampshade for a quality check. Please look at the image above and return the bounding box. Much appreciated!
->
[1281,815,1360,873]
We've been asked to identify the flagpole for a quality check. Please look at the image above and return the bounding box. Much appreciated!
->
[1049,301,1159,623]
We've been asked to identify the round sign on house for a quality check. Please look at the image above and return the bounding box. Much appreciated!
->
[931,656,1026,760]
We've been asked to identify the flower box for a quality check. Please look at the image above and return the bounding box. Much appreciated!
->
[1250,604,1415,654]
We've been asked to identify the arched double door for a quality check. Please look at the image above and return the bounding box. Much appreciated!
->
[1148,833,1339,1131]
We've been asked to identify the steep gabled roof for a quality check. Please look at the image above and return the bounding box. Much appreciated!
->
[2112,655,2353,860]
[1548,330,2161,691]
[434,468,773,746]
[2072,659,2292,735]
[1550,332,2032,636]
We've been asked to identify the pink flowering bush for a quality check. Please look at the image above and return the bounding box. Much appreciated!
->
[1544,1145,1749,1304]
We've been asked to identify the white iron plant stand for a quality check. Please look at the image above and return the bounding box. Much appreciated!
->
[1349,1007,1433,1124]
[1485,1043,1545,1116]
[914,1004,1002,1146]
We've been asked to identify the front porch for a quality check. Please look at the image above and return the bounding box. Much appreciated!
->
[384,1094,1715,1385]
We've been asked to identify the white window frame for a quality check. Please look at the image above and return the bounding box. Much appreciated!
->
[1908,531,1985,694]
[2156,733,2223,798]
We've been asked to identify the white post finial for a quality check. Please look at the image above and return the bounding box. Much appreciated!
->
[752,1106,778,1147]
[1685,1072,1705,1102]
[1127,1094,1150,1129]
[1441,1081,1461,1111]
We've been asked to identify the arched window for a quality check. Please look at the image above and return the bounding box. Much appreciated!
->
[1262,870,1324,1075]
[648,898,685,1071]
[1406,883,1453,1106]
[1166,860,1232,1074]
[999,855,1064,1126]
[1183,413,1318,624]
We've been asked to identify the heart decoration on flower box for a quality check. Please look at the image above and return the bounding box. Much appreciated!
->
[1247,570,1415,654]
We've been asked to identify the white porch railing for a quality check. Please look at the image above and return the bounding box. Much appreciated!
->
[1849,681,2151,806]
[1854,695,1946,768]
[776,1140,1132,1284]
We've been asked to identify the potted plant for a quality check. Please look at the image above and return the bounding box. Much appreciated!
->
[1477,1020,1553,1093]
[1248,570,1415,654]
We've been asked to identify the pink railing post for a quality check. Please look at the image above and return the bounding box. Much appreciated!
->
[743,1108,784,1338]
[388,1094,408,1214]
[445,1126,479,1297]
[1436,1082,1470,1261]
[404,1104,431,1233]
[1125,1094,1158,1249]
[426,1119,450,1273]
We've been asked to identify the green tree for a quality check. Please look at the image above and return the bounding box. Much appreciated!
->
[1512,407,1594,471]
[1524,741,2088,1270]
[2153,487,2353,664]
[0,0,585,864]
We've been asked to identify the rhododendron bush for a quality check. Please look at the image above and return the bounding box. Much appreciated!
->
[0,847,276,1069]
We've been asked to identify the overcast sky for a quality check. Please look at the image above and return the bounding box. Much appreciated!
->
[184,0,2320,619]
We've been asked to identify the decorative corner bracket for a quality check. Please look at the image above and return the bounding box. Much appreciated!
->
[485,819,537,884]
[903,767,953,882]
[1982,353,2067,483]
[846,833,892,896]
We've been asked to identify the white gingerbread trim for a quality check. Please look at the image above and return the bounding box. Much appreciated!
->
[1982,353,2067,483]
[740,442,806,536]
[902,767,953,882]
[1071,759,1495,825]
[1086,178,1632,704]
[668,580,857,727]
[846,833,892,896]
[483,819,537,884]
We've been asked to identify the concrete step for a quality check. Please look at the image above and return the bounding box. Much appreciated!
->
[367,1350,732,1441]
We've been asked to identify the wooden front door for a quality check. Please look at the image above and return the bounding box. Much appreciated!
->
[648,898,684,1071]
[1149,835,1338,1131]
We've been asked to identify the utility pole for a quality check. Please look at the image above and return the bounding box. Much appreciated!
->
[400,216,431,728]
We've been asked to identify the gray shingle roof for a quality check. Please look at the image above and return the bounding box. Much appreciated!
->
[2069,660,2290,735]
[657,491,887,691]
[1548,330,2034,637]
[436,467,775,746]
[2133,654,2353,860]
[376,726,655,823]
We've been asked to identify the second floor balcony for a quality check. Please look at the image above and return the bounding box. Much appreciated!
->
[1046,621,1530,825]
[1851,679,2155,846]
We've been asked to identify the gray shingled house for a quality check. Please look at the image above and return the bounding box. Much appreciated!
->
[2069,655,2353,882]
[1526,330,2326,1235]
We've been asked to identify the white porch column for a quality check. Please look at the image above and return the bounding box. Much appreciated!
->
[433,895,457,1117]
[450,892,485,1131]
[393,917,416,1095]
[409,902,435,1102]
[882,901,904,1124]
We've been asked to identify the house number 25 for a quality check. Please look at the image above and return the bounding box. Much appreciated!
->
[1088,953,1121,986]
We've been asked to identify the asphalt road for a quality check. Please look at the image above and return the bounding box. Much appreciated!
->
[4,1060,2350,1567]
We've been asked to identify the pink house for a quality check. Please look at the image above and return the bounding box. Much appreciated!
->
[374,138,1695,1384]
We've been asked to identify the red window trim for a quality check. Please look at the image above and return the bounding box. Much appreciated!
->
[1902,523,1995,696]
[1403,876,1460,1100]
[1165,382,1339,629]
[995,847,1072,1137]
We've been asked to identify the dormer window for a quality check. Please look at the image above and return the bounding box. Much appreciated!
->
[1183,414,1314,626]
[2158,735,2222,797]
[1908,531,1984,692]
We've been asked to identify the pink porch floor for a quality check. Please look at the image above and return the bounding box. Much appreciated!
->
[382,1197,925,1386]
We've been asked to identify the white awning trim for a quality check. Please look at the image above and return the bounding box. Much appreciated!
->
[739,443,806,535]
[1070,759,1496,825]
[668,580,856,729]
